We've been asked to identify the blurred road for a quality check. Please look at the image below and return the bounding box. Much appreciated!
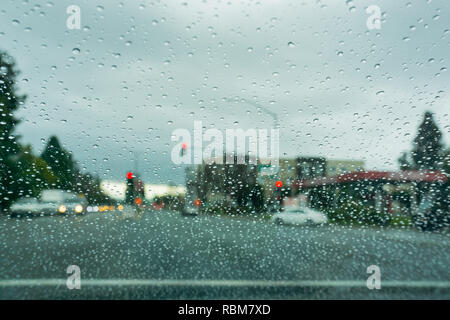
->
[0,209,449,299]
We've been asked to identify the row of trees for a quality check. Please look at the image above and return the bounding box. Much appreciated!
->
[0,50,112,211]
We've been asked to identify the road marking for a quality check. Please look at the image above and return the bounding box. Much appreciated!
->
[1,279,450,288]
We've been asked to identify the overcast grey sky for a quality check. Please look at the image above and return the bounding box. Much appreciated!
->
[1,0,449,184]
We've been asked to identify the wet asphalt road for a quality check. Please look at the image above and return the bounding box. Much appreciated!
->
[0,209,449,299]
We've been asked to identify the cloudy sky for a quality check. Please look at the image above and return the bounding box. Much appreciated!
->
[1,0,449,185]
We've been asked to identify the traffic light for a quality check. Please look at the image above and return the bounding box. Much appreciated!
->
[275,180,283,203]
[134,197,143,206]
[180,142,188,156]
[125,171,135,205]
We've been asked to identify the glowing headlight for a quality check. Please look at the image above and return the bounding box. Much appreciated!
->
[58,205,67,213]
[74,205,83,213]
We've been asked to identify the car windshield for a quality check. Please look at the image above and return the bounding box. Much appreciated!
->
[64,195,83,203]
[14,198,37,205]
[0,0,449,300]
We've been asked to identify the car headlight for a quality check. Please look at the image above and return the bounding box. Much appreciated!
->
[58,205,67,213]
[74,205,83,213]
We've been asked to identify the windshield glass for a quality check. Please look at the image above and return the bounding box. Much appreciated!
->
[14,198,37,205]
[0,0,449,300]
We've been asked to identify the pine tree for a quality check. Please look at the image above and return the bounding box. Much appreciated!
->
[411,111,444,170]
[0,51,26,210]
[41,136,78,191]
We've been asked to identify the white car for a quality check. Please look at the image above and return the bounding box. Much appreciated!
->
[9,197,57,218]
[271,207,328,226]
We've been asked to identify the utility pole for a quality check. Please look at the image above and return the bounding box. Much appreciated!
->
[134,152,139,176]
[224,97,280,211]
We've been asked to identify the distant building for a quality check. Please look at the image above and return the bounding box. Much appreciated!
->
[326,159,365,177]
[258,157,364,199]
[190,154,259,208]
[256,157,327,201]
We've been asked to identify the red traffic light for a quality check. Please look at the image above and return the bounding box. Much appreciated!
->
[193,199,202,207]
[182,142,188,149]
[275,180,283,188]
[126,172,133,179]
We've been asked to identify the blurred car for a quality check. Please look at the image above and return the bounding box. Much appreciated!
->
[181,205,199,216]
[40,189,88,216]
[9,197,55,218]
[271,206,328,226]
[180,199,201,217]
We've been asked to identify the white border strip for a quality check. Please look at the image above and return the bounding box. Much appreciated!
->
[1,279,450,289]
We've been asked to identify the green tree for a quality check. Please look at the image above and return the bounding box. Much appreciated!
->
[41,135,78,191]
[0,51,26,210]
[16,145,57,197]
[411,111,444,170]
